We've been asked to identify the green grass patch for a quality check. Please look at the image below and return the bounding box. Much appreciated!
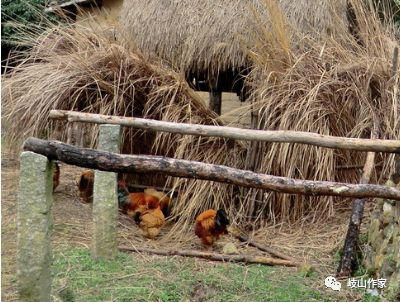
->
[52,247,342,302]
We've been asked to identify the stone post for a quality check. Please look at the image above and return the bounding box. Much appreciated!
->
[17,152,54,302]
[91,124,121,260]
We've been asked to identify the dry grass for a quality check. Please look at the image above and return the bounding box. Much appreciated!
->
[240,0,400,222]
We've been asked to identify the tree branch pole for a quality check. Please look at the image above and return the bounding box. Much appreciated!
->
[117,246,299,267]
[23,137,400,200]
[228,228,303,265]
[49,110,400,154]
[337,127,378,277]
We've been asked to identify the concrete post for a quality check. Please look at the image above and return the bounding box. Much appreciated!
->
[17,152,54,302]
[91,124,121,260]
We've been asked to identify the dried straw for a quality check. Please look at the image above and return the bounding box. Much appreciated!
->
[241,0,400,222]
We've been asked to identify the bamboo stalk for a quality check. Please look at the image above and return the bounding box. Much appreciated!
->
[49,110,400,153]
[117,246,299,266]
[23,137,400,200]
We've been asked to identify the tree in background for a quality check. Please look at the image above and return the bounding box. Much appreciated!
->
[1,0,63,73]
[1,0,49,46]
[371,0,400,24]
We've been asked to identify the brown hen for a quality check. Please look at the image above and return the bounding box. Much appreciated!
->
[134,205,165,239]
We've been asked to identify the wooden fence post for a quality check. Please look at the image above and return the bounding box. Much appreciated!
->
[91,124,121,260]
[17,152,54,302]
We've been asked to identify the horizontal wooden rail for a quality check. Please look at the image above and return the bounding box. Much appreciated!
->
[49,110,400,153]
[23,137,400,200]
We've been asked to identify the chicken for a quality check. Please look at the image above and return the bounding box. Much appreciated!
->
[195,209,230,251]
[76,170,94,202]
[134,205,165,239]
[144,187,170,214]
[118,181,160,218]
[52,161,60,192]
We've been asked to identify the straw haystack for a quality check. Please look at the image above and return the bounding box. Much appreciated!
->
[242,0,400,222]
[118,0,349,99]
[1,20,247,234]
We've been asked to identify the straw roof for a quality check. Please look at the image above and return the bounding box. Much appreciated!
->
[118,0,348,77]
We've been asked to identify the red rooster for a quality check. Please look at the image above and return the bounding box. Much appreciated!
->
[195,209,230,251]
[118,181,160,218]
[76,170,94,202]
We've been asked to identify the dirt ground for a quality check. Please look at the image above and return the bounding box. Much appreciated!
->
[1,94,376,301]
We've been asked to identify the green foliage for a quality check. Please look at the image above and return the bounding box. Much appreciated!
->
[361,293,381,302]
[2,0,43,46]
[370,0,400,25]
[1,0,63,47]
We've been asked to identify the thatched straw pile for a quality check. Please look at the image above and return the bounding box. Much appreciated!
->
[2,0,399,236]
[241,0,400,223]
[1,19,247,235]
[118,0,348,78]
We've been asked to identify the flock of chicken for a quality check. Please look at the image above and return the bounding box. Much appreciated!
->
[53,164,230,250]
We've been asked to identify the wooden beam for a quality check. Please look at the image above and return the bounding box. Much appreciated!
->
[49,110,400,154]
[23,137,400,200]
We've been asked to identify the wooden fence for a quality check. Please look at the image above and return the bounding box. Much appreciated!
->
[17,110,400,301]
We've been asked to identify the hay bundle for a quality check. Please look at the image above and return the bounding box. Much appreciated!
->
[1,20,247,234]
[243,0,400,222]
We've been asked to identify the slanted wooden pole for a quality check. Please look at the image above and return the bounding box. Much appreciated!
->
[91,124,121,261]
[228,228,303,265]
[17,152,54,302]
[337,127,378,277]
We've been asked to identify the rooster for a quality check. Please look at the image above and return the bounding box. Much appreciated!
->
[76,170,94,202]
[52,161,60,192]
[144,187,170,214]
[195,209,230,251]
[118,181,160,218]
[134,205,165,239]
